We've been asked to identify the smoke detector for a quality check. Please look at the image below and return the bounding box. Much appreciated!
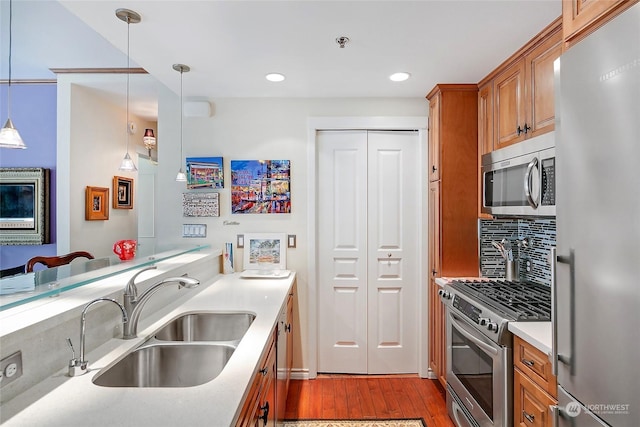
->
[336,36,350,48]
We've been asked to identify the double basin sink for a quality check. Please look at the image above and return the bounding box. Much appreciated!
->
[92,312,256,388]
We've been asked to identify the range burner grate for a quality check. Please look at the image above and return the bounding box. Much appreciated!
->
[450,279,551,321]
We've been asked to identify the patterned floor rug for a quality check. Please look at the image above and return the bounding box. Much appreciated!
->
[281,420,426,427]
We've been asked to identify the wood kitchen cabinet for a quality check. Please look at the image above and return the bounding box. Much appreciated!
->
[426,84,479,386]
[236,330,277,427]
[562,0,638,49]
[513,336,558,427]
[493,19,562,150]
[477,82,493,219]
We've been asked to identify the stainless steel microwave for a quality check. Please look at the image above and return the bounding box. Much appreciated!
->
[481,132,556,217]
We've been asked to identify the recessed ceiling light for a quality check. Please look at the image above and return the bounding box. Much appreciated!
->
[266,73,285,82]
[389,72,411,82]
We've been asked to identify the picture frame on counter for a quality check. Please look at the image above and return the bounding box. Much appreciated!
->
[85,186,109,221]
[0,167,51,245]
[112,176,133,209]
[243,233,287,271]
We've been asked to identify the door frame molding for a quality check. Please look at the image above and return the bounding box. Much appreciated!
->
[307,116,429,379]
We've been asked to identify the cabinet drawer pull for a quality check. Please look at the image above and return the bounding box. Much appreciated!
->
[259,401,269,426]
[522,359,535,367]
[260,367,268,376]
[523,411,535,423]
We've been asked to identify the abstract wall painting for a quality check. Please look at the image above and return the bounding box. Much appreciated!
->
[230,160,291,214]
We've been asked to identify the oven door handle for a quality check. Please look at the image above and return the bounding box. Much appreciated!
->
[448,311,499,357]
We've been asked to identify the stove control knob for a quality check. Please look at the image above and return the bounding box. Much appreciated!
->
[440,290,452,300]
[487,322,499,332]
[479,317,489,326]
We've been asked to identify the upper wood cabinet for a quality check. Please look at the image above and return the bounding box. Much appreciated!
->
[493,21,562,150]
[428,94,441,182]
[477,82,493,219]
[563,0,639,49]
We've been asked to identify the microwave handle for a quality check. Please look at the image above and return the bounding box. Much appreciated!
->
[524,157,539,208]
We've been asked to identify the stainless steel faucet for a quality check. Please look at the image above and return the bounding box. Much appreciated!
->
[122,275,200,339]
[123,265,158,317]
[67,298,128,377]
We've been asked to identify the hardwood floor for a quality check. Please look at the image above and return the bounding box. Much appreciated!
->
[284,375,455,427]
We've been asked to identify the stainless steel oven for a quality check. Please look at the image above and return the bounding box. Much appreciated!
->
[446,307,511,427]
[439,279,551,427]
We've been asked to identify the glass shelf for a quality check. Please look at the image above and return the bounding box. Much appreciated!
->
[0,244,211,311]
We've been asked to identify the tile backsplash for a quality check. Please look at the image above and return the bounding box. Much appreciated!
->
[480,218,556,286]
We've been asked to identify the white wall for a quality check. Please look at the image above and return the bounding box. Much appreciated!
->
[156,90,429,371]
[57,74,156,258]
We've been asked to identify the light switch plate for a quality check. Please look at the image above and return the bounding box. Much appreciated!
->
[237,234,244,248]
[288,234,296,248]
[182,224,207,238]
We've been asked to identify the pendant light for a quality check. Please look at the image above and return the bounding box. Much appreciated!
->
[173,64,190,182]
[0,0,26,149]
[116,8,141,171]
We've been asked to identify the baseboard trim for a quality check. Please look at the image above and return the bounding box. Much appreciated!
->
[290,368,310,380]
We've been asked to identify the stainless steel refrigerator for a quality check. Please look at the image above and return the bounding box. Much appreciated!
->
[553,3,640,426]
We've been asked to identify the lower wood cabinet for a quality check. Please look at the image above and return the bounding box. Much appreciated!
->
[236,330,277,427]
[513,336,557,427]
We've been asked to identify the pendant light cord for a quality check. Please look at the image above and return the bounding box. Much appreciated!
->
[125,15,131,154]
[7,0,13,119]
[180,69,184,163]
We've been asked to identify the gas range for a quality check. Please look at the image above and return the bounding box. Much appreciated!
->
[439,279,551,346]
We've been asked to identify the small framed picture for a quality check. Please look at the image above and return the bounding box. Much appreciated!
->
[113,176,133,209]
[243,233,287,271]
[86,186,109,220]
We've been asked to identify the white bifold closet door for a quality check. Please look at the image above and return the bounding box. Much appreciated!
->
[317,130,419,374]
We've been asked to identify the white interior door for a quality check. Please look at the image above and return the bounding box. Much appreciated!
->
[318,130,368,373]
[317,130,419,374]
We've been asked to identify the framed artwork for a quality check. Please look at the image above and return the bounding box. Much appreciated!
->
[182,192,220,217]
[230,160,291,214]
[243,233,287,271]
[0,168,51,245]
[112,176,133,209]
[186,156,224,189]
[85,186,109,221]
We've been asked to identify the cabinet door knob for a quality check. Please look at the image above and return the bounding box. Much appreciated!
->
[517,125,523,136]
[432,165,437,173]
[523,123,531,134]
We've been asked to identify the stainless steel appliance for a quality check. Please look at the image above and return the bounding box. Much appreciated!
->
[481,132,556,217]
[552,3,640,426]
[440,279,551,427]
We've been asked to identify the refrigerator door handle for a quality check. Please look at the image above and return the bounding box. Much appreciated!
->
[550,247,558,375]
[550,404,558,427]
[556,250,576,375]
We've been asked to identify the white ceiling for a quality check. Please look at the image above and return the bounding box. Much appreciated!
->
[1,0,561,120]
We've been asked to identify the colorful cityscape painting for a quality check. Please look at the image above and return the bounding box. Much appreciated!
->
[186,157,224,189]
[231,160,291,214]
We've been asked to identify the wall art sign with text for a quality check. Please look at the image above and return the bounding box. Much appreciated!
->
[230,160,290,214]
[182,192,220,217]
[186,157,224,189]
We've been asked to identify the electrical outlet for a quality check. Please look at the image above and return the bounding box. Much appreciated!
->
[0,351,23,388]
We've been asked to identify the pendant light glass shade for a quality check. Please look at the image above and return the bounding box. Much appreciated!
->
[116,8,141,171]
[0,119,26,149]
[173,64,190,182]
[1,0,27,149]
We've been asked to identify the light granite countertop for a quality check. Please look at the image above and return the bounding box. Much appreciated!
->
[1,271,296,427]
